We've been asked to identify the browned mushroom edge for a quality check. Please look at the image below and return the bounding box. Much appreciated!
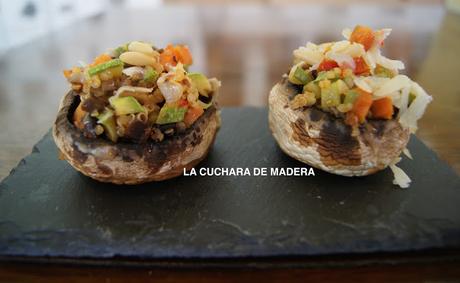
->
[270,78,410,176]
[53,91,220,184]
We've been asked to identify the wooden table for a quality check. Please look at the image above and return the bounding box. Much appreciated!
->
[1,1,459,282]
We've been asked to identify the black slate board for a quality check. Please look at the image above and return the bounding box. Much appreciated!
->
[0,107,459,261]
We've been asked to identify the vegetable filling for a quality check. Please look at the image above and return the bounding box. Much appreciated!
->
[63,41,220,143]
[287,25,432,132]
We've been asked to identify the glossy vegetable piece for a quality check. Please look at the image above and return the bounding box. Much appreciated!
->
[188,72,212,95]
[351,88,373,123]
[109,96,145,116]
[88,59,124,76]
[350,25,375,51]
[318,59,339,72]
[97,109,118,142]
[371,97,393,119]
[156,106,187,124]
[184,106,204,127]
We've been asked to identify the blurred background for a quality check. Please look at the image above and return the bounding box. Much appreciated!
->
[0,0,459,179]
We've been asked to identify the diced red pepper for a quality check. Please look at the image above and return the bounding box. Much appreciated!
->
[318,59,339,72]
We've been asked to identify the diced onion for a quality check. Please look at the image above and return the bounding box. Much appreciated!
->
[158,80,183,103]
[375,49,405,70]
[389,160,411,189]
[122,66,145,77]
[293,45,324,65]
[115,86,153,96]
[328,53,355,70]
[374,75,411,98]
[399,82,432,133]
[342,28,352,40]
[396,86,410,115]
[403,148,413,160]
[353,77,373,93]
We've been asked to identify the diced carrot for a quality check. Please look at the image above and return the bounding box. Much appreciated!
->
[353,57,370,75]
[183,106,204,127]
[318,59,339,72]
[350,25,375,51]
[160,45,177,67]
[351,88,373,123]
[73,102,86,130]
[90,54,112,67]
[371,97,393,119]
[173,45,193,65]
[63,69,72,79]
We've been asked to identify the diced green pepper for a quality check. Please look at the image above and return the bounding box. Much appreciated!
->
[143,67,158,83]
[188,72,212,96]
[97,109,118,142]
[88,59,124,76]
[109,96,145,116]
[344,90,359,105]
[156,106,187,125]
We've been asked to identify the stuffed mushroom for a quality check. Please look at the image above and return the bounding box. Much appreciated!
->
[269,26,432,188]
[54,42,221,184]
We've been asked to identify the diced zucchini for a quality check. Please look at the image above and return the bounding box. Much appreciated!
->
[88,59,124,76]
[344,90,359,105]
[109,96,145,116]
[314,71,328,82]
[143,67,158,83]
[289,64,312,85]
[97,109,118,142]
[333,79,349,94]
[114,43,129,58]
[156,106,187,124]
[188,72,212,96]
[321,86,341,108]
[303,81,321,99]
[344,76,354,88]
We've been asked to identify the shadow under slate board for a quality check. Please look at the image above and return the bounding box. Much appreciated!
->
[0,107,459,262]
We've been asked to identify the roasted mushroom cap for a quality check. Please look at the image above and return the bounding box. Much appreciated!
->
[269,79,410,176]
[53,91,220,184]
